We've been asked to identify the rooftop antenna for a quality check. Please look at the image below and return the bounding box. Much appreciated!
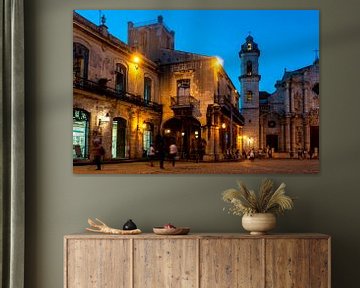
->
[98,10,102,26]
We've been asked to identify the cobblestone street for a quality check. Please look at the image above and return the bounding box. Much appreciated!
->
[73,159,319,174]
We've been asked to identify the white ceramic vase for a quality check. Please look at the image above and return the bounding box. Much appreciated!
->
[242,213,276,235]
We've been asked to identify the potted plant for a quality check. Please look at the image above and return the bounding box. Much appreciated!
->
[222,179,294,235]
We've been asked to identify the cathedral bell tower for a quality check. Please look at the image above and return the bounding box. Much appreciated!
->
[239,35,261,150]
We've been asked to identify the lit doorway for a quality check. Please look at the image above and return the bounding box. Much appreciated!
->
[310,126,319,154]
[112,117,127,158]
[143,122,154,156]
[266,134,279,152]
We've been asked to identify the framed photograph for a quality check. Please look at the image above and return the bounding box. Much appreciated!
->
[72,10,319,174]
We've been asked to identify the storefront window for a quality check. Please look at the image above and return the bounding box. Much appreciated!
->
[73,109,90,159]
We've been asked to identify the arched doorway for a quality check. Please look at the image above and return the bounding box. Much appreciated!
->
[73,108,90,159]
[112,117,127,159]
[162,117,201,159]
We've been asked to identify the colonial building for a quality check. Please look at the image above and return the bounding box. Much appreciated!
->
[239,36,320,157]
[73,12,244,163]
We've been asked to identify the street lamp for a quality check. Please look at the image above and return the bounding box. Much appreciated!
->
[133,55,140,70]
[98,112,110,126]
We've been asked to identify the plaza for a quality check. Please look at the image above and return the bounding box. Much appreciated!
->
[73,159,320,174]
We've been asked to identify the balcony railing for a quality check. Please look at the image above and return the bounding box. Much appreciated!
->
[73,77,162,113]
[214,94,245,125]
[171,95,199,108]
[170,95,201,117]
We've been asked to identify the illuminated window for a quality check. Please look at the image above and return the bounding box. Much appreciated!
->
[247,43,252,51]
[144,77,152,103]
[115,63,127,93]
[246,91,253,102]
[73,43,89,79]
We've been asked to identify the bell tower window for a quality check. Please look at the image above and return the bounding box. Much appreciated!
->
[247,43,252,51]
[246,61,253,76]
[246,90,253,102]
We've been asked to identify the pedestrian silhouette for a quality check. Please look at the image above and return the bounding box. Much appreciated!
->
[169,143,178,167]
[92,141,105,170]
[155,135,165,169]
[148,144,156,167]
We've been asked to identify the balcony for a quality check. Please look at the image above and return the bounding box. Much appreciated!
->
[73,77,162,113]
[170,95,201,118]
[214,95,244,125]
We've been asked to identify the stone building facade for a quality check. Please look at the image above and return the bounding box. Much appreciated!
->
[73,12,244,163]
[238,35,320,157]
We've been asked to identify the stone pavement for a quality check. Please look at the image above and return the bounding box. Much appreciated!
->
[73,159,320,174]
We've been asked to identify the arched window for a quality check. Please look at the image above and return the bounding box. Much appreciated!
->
[144,77,152,103]
[115,63,127,94]
[73,108,90,159]
[73,43,89,79]
[246,61,253,76]
[246,90,253,102]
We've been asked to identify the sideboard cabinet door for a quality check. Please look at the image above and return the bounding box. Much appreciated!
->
[65,239,131,288]
[200,239,264,288]
[265,238,329,288]
[133,239,198,288]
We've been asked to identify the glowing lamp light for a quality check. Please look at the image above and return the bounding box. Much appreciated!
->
[221,123,226,129]
[133,55,141,70]
[215,56,224,67]
[133,55,140,64]
[165,129,171,134]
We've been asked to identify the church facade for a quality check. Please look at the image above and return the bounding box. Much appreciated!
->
[239,36,320,158]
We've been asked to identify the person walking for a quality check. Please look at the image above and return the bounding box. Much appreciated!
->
[92,141,105,170]
[249,148,255,161]
[148,143,156,167]
[169,143,178,167]
[155,134,165,169]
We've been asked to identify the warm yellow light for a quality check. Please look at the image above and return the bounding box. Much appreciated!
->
[133,55,140,64]
[165,129,171,134]
[221,123,226,129]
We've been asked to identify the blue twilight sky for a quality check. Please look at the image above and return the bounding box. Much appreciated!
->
[76,10,319,93]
